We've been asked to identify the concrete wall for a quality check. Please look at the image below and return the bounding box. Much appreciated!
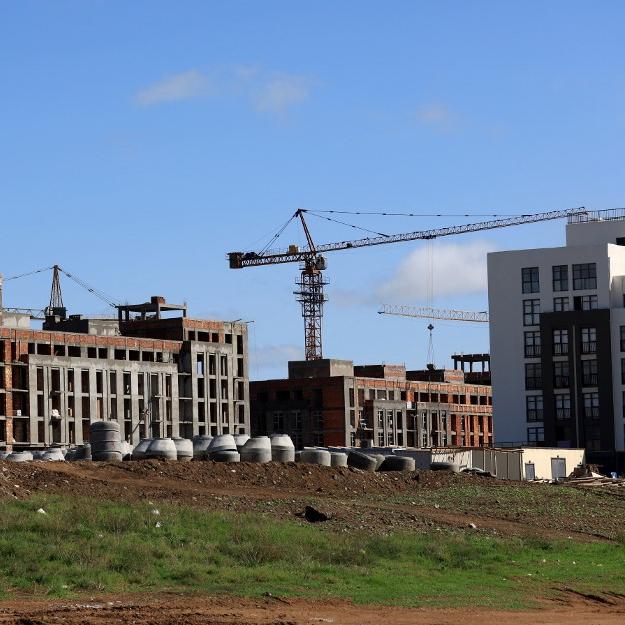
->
[520,447,585,480]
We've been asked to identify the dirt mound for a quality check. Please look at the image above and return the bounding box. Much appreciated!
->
[0,459,617,540]
[0,459,494,502]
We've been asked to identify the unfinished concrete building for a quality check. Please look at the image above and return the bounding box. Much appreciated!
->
[250,358,493,449]
[0,290,250,451]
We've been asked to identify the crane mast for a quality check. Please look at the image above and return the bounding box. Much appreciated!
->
[228,206,587,360]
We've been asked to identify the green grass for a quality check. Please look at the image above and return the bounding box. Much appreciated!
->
[388,483,625,538]
[0,495,624,608]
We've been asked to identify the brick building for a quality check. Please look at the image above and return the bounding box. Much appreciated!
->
[0,294,250,451]
[250,358,493,449]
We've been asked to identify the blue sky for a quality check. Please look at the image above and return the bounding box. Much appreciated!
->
[2,1,625,379]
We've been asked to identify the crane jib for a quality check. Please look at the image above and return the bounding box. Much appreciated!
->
[227,207,587,269]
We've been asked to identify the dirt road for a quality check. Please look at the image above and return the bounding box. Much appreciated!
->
[0,594,623,625]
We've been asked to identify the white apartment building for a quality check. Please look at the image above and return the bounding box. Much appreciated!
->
[488,209,625,470]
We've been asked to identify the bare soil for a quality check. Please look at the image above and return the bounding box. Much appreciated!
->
[0,459,623,540]
[0,594,624,625]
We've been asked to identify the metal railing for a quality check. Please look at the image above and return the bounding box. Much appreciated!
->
[567,208,625,224]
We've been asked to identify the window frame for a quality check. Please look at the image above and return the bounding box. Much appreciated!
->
[572,263,597,290]
[552,265,568,292]
[522,267,540,294]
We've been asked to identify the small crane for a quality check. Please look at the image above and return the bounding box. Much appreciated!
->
[378,304,489,323]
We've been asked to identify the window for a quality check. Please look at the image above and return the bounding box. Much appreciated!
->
[585,426,601,451]
[523,299,540,326]
[582,359,598,386]
[272,411,284,432]
[526,395,543,421]
[525,363,542,390]
[552,265,568,292]
[621,358,625,385]
[377,409,384,428]
[555,394,571,419]
[573,263,597,290]
[527,427,544,443]
[524,331,541,357]
[581,327,597,354]
[583,392,599,419]
[574,295,598,311]
[553,329,569,355]
[553,361,570,388]
[554,296,570,312]
[621,326,625,352]
[522,267,540,293]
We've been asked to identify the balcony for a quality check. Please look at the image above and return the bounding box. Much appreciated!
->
[582,374,598,387]
[582,341,597,354]
[554,376,570,388]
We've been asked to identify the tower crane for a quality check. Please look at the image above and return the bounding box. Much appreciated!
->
[378,304,489,323]
[228,207,588,361]
[4,264,119,318]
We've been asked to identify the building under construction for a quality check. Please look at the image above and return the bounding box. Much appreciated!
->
[250,356,492,449]
[0,274,250,451]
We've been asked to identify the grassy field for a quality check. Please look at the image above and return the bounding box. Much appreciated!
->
[388,482,625,540]
[0,494,624,608]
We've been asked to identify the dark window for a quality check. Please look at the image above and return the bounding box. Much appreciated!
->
[581,327,597,354]
[621,358,625,385]
[524,331,541,357]
[582,359,598,387]
[572,263,597,290]
[555,394,571,420]
[525,363,543,390]
[574,295,598,311]
[527,427,544,443]
[583,392,599,419]
[585,426,601,451]
[617,237,625,246]
[526,395,543,421]
[553,361,570,388]
[523,299,540,326]
[621,326,625,352]
[552,265,568,292]
[273,411,284,431]
[522,267,540,293]
[553,329,569,355]
[554,297,569,312]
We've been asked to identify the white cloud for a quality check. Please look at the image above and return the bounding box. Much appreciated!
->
[416,102,456,131]
[134,70,211,106]
[253,75,312,113]
[133,67,313,113]
[376,240,494,301]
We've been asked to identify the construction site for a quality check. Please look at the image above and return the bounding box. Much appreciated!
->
[1,208,624,625]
